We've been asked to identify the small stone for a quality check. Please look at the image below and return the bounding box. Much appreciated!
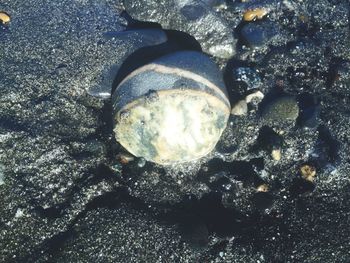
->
[245,90,264,103]
[243,8,269,22]
[231,100,248,116]
[111,163,122,174]
[233,67,262,91]
[116,153,135,165]
[271,148,281,161]
[15,208,24,218]
[300,164,316,182]
[256,184,269,192]
[0,11,10,24]
[241,22,279,47]
[276,130,285,135]
[262,96,299,124]
[137,158,146,168]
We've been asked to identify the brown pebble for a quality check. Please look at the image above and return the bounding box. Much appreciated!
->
[243,8,268,22]
[300,164,316,182]
[0,12,10,24]
[257,184,269,192]
[116,153,135,164]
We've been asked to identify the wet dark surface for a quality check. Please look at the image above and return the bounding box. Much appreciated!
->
[1,0,350,262]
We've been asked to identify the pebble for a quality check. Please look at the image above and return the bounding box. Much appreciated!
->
[271,148,281,161]
[243,8,269,22]
[111,163,122,174]
[231,100,248,116]
[262,96,299,124]
[233,67,262,91]
[0,12,10,24]
[241,22,279,47]
[137,158,146,168]
[116,153,135,165]
[300,164,316,182]
[245,90,264,103]
[256,184,269,192]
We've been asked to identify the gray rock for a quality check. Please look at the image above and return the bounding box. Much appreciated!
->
[231,100,248,116]
[262,96,299,125]
[241,21,280,48]
[123,0,238,58]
